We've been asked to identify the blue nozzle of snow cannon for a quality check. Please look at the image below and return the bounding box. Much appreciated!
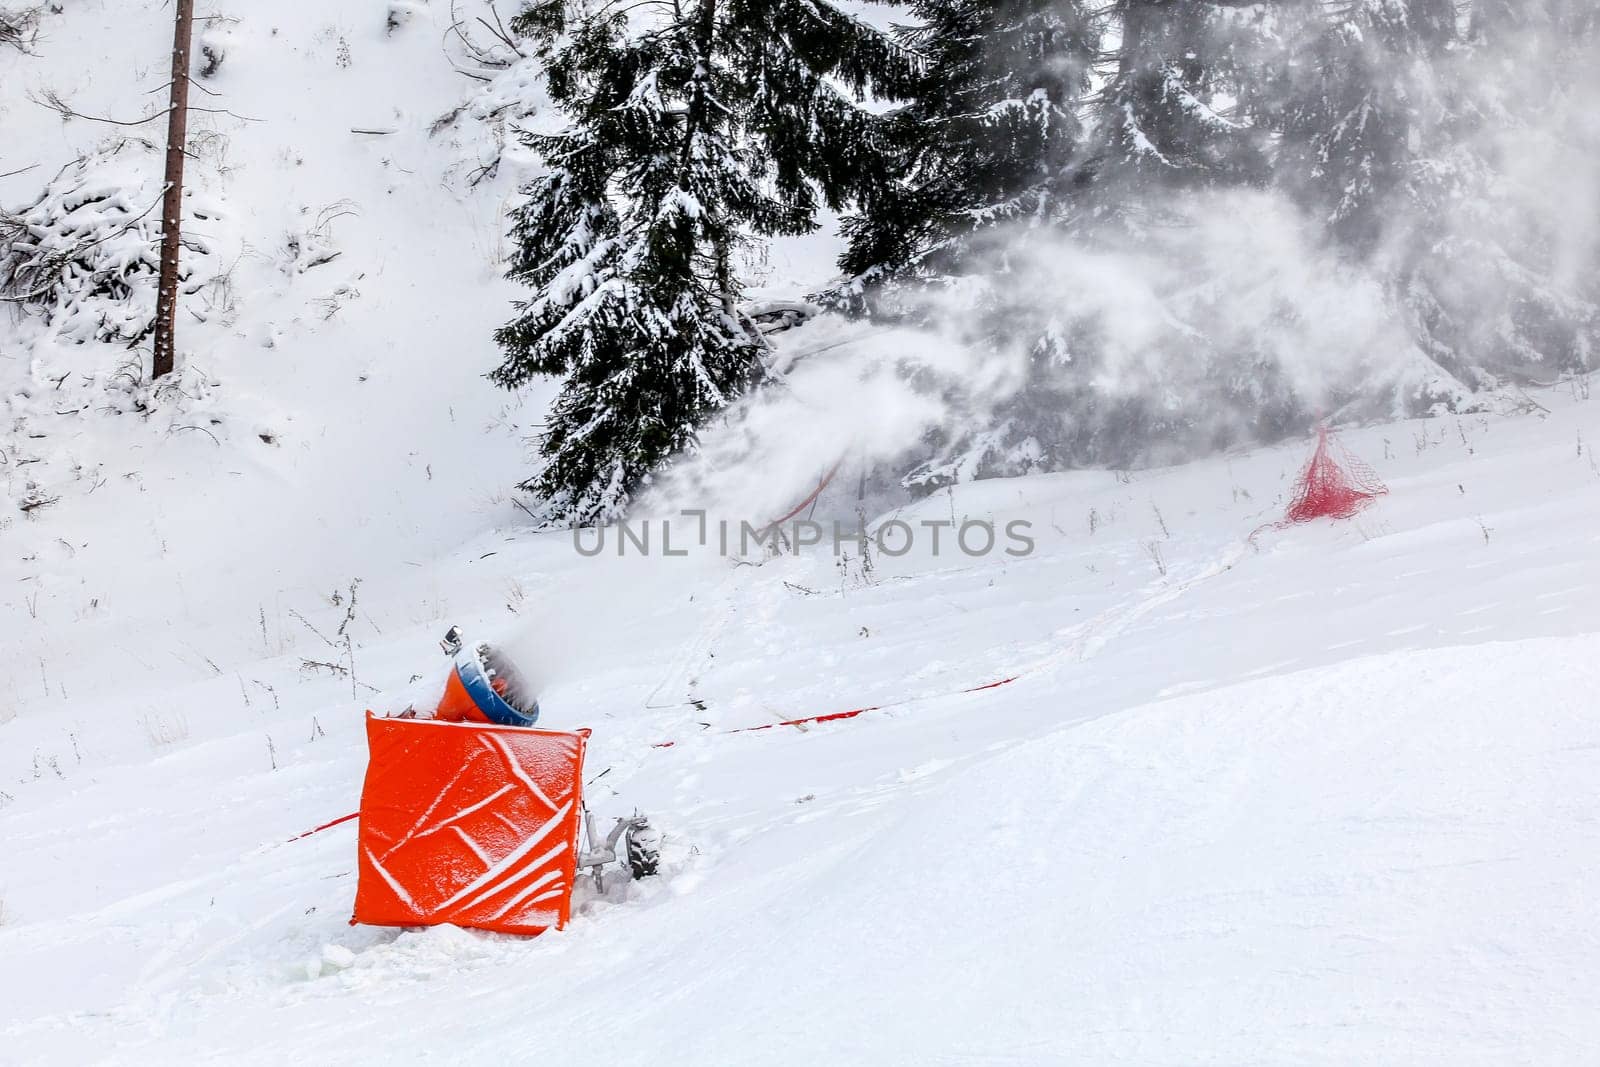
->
[452,650,541,727]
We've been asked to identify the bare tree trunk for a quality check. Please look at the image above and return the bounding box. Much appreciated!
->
[688,0,737,321]
[151,0,195,381]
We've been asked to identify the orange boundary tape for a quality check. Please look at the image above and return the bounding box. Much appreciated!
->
[762,458,843,528]
[651,673,1021,748]
[285,809,360,843]
[288,672,1022,841]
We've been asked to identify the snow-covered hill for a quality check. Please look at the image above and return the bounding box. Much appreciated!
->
[4,2,1600,1064]
[0,0,555,708]
[4,377,1599,1062]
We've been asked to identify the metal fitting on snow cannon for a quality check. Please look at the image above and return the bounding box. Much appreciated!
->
[433,629,541,727]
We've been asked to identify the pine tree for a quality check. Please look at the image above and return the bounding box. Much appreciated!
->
[843,1,1313,489]
[1401,0,1599,377]
[1274,0,1456,255]
[933,1,1293,485]
[1089,0,1273,201]
[836,0,1099,305]
[496,0,912,524]
[826,0,1105,490]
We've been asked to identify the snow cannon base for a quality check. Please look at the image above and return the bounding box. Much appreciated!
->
[351,714,586,936]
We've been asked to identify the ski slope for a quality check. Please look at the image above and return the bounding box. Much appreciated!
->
[4,1,1600,1062]
[3,385,1599,1064]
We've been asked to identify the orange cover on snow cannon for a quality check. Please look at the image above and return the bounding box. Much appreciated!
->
[352,714,586,935]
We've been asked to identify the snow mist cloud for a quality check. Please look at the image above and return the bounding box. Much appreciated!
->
[647,187,1459,523]
[937,189,1461,447]
[646,12,1598,519]
[637,312,1013,524]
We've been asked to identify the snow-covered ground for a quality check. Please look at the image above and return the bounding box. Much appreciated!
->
[4,382,1599,1063]
[5,2,1600,1063]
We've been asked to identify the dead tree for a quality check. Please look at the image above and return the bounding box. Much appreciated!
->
[151,0,195,381]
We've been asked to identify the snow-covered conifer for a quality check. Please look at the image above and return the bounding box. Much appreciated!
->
[1089,0,1273,201]
[495,0,912,525]
[1274,0,1456,255]
[836,0,1099,308]
[1399,0,1600,378]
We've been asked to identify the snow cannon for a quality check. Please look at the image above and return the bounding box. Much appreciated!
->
[350,626,659,938]
[432,625,541,727]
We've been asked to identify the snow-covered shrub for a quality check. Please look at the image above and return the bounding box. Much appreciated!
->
[0,328,231,521]
[386,1,425,34]
[196,22,235,78]
[444,1,525,71]
[0,2,42,51]
[0,142,221,345]
[282,202,355,275]
[428,4,543,188]
[430,51,544,189]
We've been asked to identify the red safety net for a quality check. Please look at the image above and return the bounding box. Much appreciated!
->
[351,715,586,936]
[1282,424,1387,524]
